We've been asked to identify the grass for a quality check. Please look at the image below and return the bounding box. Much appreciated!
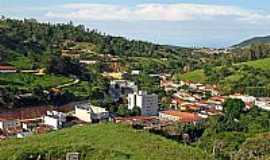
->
[241,57,270,69]
[0,73,72,91]
[0,123,212,160]
[175,58,270,83]
[8,56,34,69]
[173,69,206,83]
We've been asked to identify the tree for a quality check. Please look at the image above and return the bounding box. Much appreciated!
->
[223,98,245,120]
[131,106,141,116]
[116,105,130,117]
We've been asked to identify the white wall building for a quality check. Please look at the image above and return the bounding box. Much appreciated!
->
[43,111,66,130]
[255,98,270,111]
[128,91,159,116]
[0,119,17,130]
[229,95,256,103]
[74,103,109,123]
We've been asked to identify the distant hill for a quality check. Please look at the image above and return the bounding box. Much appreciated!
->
[0,123,211,160]
[233,35,270,48]
[0,18,190,67]
[176,57,270,83]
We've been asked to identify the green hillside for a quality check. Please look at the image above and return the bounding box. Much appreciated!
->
[234,35,270,48]
[0,123,211,160]
[176,57,270,83]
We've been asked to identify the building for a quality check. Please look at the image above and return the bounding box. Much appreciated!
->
[17,131,32,138]
[43,111,66,130]
[128,91,159,116]
[159,111,202,124]
[0,64,17,73]
[255,97,270,111]
[21,119,41,131]
[229,94,256,108]
[131,70,140,75]
[74,103,109,123]
[0,118,18,130]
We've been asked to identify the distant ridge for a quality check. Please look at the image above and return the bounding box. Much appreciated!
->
[233,35,270,48]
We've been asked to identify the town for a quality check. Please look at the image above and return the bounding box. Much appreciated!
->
[1,12,270,159]
[0,63,269,142]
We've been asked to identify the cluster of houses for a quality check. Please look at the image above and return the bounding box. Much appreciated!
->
[2,61,270,140]
[0,102,110,140]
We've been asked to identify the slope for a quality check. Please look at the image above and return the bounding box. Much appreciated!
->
[0,123,211,160]
[175,57,270,83]
[233,35,270,48]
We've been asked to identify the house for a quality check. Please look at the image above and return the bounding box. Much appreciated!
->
[208,96,226,105]
[128,91,159,116]
[229,94,256,108]
[21,119,41,131]
[255,97,270,111]
[131,70,140,75]
[17,131,32,138]
[43,111,66,130]
[74,103,109,123]
[79,60,97,65]
[159,111,203,124]
[0,118,18,130]
[0,64,17,73]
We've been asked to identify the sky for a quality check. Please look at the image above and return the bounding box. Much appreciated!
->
[1,0,270,48]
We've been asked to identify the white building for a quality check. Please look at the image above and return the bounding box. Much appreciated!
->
[229,95,256,103]
[0,119,18,130]
[0,65,17,73]
[74,103,109,123]
[17,131,32,138]
[255,98,270,111]
[131,70,140,75]
[128,91,159,116]
[43,111,66,130]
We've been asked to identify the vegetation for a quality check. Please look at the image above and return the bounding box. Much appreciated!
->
[0,123,211,160]
[176,57,270,95]
[196,99,270,160]
[0,73,72,91]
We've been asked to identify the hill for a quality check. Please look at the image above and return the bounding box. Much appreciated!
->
[174,57,270,95]
[176,57,270,83]
[233,35,270,48]
[0,18,193,70]
[0,123,211,160]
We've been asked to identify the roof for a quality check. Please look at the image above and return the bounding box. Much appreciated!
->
[160,111,202,123]
[0,65,16,70]
[210,96,226,102]
[115,116,156,121]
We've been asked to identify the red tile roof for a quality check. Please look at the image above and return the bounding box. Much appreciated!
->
[161,111,202,123]
[0,65,16,70]
[0,106,53,120]
[210,96,225,102]
[0,103,75,121]
[115,116,156,122]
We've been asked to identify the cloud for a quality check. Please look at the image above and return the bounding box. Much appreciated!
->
[45,3,270,23]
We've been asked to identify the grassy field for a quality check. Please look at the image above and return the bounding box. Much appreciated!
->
[0,123,211,160]
[174,69,206,83]
[176,58,270,83]
[8,56,34,69]
[0,73,72,91]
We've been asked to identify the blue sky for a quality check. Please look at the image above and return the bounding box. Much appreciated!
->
[1,0,270,47]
